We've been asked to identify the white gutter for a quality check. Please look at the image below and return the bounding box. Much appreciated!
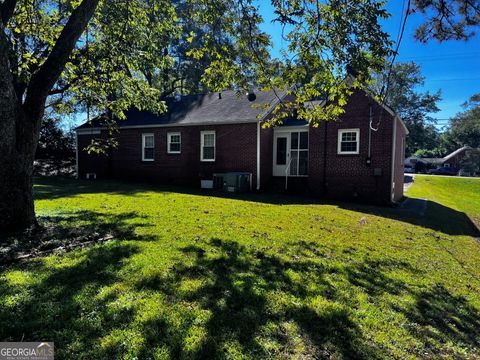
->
[390,116,398,203]
[256,121,261,190]
[75,132,79,179]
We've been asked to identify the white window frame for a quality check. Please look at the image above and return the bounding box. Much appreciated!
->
[337,128,360,155]
[167,132,181,154]
[200,131,216,162]
[142,133,155,161]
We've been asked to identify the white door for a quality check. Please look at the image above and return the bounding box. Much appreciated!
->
[273,133,289,176]
[273,130,309,177]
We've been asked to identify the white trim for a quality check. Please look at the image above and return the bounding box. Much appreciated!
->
[397,116,409,135]
[200,131,215,162]
[75,132,79,179]
[390,117,397,203]
[272,128,309,177]
[77,129,101,135]
[256,122,261,190]
[274,124,309,133]
[167,132,181,154]
[337,128,360,155]
[142,133,155,161]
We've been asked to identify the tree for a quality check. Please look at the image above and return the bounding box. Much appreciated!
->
[444,94,480,151]
[36,118,74,160]
[1,0,393,233]
[413,0,480,42]
[460,149,480,176]
[373,62,442,156]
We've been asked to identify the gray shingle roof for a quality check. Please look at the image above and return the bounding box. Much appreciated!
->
[77,89,288,129]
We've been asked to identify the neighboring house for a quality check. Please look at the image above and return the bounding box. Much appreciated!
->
[76,89,408,204]
[406,146,472,169]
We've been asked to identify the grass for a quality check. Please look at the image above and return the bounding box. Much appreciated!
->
[407,175,480,230]
[1,176,480,359]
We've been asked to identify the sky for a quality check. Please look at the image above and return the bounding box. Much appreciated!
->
[257,1,480,130]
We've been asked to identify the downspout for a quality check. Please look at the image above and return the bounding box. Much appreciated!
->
[322,121,328,195]
[75,131,79,179]
[390,117,397,203]
[256,121,261,190]
[368,105,372,159]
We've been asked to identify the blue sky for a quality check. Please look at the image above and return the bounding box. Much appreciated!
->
[257,1,480,130]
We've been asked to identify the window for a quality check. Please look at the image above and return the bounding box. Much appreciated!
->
[167,132,181,154]
[338,129,360,155]
[201,131,215,161]
[290,131,308,176]
[142,133,155,161]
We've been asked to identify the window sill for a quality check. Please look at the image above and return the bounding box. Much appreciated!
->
[201,159,215,162]
[167,152,181,155]
[337,152,360,155]
[142,159,155,162]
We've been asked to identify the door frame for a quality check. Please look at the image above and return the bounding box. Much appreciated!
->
[272,126,309,177]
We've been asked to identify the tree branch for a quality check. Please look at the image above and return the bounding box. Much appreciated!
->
[0,0,17,25]
[23,0,100,120]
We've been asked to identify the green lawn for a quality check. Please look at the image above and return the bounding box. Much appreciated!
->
[407,175,480,230]
[1,176,480,359]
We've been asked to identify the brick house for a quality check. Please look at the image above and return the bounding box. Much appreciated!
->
[406,146,473,169]
[76,89,408,204]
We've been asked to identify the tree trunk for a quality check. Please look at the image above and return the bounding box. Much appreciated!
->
[0,0,100,233]
[0,144,37,232]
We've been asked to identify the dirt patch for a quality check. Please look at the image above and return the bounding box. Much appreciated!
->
[470,215,480,235]
[0,219,114,265]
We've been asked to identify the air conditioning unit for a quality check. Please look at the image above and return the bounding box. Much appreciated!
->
[214,172,251,193]
[213,173,224,190]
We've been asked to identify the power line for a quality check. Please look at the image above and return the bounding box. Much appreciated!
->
[373,0,411,131]
[427,77,480,82]
[397,52,480,61]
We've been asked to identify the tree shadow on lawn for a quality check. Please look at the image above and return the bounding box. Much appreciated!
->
[337,199,480,237]
[35,177,479,238]
[0,242,140,358]
[133,239,480,359]
[1,210,156,263]
[1,238,479,359]
[33,176,154,201]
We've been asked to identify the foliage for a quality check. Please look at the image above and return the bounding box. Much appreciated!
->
[36,118,74,160]
[443,94,480,151]
[1,177,480,358]
[4,0,393,128]
[373,62,442,156]
[413,0,480,42]
[460,149,480,176]
[413,148,443,158]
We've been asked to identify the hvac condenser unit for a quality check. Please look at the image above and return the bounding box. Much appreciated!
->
[213,172,252,193]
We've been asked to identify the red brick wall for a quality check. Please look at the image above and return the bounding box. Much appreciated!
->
[78,123,259,188]
[260,126,273,189]
[307,90,397,203]
[77,132,110,179]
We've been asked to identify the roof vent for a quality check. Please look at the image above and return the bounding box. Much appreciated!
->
[246,91,256,102]
[218,92,222,99]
